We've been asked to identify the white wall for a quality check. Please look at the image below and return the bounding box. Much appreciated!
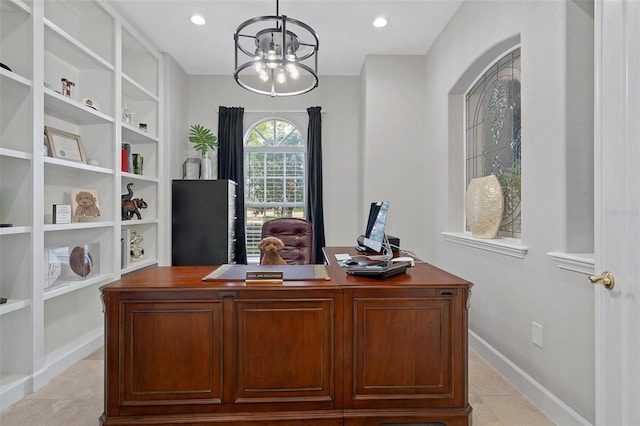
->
[421,0,594,422]
[566,0,594,252]
[361,55,427,256]
[161,53,189,265]
[184,75,362,247]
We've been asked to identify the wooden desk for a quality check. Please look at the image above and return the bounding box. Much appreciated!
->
[100,247,472,425]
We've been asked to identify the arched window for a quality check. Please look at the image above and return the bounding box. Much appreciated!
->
[244,118,306,258]
[466,47,521,237]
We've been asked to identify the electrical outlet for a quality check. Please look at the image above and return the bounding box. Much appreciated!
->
[532,321,543,348]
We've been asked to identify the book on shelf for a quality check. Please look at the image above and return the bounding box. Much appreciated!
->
[132,153,143,175]
[121,228,131,269]
[121,143,131,172]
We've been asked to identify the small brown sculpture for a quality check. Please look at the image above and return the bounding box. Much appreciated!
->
[122,182,147,220]
[259,236,288,265]
[122,198,147,220]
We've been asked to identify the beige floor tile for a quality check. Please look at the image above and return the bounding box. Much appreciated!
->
[83,347,104,361]
[481,395,556,426]
[469,391,484,405]
[1,348,555,425]
[0,397,102,426]
[24,360,103,401]
[469,353,520,397]
[470,398,505,426]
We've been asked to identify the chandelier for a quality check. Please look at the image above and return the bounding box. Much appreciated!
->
[234,0,319,97]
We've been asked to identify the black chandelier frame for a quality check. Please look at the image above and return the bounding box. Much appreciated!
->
[234,9,319,97]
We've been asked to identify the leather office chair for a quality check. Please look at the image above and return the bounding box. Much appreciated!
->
[261,218,314,265]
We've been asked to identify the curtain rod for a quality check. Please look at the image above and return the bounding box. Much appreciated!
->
[217,109,326,114]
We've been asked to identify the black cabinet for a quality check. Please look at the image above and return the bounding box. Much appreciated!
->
[172,180,236,265]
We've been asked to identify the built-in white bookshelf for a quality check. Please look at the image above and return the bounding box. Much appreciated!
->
[0,0,164,408]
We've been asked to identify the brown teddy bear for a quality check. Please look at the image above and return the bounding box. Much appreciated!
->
[258,236,288,265]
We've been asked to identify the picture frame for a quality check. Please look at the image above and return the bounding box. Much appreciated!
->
[44,126,86,163]
[52,204,72,224]
[71,188,101,221]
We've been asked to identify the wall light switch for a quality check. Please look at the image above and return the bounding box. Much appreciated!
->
[532,321,543,348]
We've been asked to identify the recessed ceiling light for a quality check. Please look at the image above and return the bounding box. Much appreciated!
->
[190,14,206,25]
[373,17,388,28]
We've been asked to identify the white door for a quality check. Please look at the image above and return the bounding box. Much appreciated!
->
[594,0,640,424]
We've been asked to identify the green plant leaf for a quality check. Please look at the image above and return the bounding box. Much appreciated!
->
[188,124,218,156]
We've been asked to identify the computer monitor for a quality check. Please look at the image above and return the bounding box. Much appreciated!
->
[363,202,379,240]
[362,201,391,260]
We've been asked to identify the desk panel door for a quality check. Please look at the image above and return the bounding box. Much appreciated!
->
[345,288,465,410]
[120,301,224,405]
[232,296,339,409]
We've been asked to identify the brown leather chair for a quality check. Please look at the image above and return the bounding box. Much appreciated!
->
[261,218,314,264]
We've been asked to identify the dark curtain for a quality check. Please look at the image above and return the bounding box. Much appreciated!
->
[218,106,247,264]
[306,106,326,263]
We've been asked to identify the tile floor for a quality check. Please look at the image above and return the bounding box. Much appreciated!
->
[0,347,555,425]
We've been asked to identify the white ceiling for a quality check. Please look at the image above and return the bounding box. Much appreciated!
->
[109,0,463,76]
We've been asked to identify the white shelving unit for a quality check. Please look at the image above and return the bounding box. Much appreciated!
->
[0,0,164,409]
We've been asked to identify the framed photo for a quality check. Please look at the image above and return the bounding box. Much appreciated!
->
[52,204,72,224]
[71,188,101,221]
[44,126,86,163]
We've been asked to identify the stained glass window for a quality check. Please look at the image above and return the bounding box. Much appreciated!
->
[466,48,521,236]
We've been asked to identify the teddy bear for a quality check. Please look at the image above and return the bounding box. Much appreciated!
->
[258,236,288,265]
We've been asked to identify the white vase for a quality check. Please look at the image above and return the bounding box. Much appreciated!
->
[464,175,504,239]
[200,149,217,180]
[201,152,212,180]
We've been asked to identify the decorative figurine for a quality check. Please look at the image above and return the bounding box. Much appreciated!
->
[130,231,144,261]
[122,104,133,124]
[61,78,75,97]
[121,182,148,220]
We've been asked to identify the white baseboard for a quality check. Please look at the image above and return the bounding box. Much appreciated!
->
[469,331,592,426]
[33,330,103,390]
[0,375,32,410]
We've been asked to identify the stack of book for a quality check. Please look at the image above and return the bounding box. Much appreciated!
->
[121,144,143,175]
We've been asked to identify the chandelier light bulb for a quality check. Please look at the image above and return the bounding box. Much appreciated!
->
[267,42,278,69]
[259,69,269,82]
[254,53,263,73]
[277,68,287,84]
[286,47,296,63]
[285,47,297,76]
[267,39,277,59]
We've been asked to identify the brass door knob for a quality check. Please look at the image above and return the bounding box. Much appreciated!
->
[588,271,615,290]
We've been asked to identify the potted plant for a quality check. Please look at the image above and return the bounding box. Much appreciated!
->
[188,124,218,179]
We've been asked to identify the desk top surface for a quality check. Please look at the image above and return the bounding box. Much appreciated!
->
[101,247,471,292]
